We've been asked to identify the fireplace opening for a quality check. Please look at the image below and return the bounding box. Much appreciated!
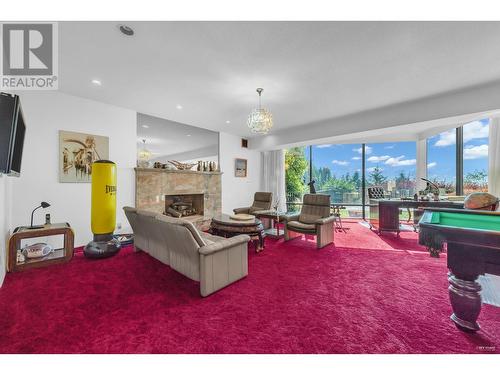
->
[164,194,204,218]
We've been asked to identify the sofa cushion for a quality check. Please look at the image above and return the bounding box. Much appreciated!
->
[287,220,316,232]
[156,214,207,247]
[200,232,226,245]
[154,215,203,281]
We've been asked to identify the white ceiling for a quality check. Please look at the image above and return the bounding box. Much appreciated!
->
[58,21,500,138]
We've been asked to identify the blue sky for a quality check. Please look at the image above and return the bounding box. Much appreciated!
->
[312,142,417,179]
[428,119,489,181]
[308,119,489,181]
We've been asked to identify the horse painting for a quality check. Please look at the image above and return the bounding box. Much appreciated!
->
[59,131,109,183]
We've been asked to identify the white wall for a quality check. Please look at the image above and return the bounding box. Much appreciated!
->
[9,91,137,247]
[219,132,262,212]
[0,175,12,286]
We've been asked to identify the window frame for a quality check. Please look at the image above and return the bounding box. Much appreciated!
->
[285,121,489,218]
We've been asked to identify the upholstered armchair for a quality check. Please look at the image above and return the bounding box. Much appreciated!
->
[233,192,273,215]
[284,194,335,249]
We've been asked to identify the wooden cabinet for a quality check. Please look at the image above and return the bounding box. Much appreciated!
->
[8,223,74,272]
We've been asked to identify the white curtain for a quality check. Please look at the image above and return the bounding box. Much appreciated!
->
[262,150,287,212]
[488,117,500,198]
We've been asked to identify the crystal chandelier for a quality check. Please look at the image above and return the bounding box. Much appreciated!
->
[247,88,273,134]
[137,139,152,168]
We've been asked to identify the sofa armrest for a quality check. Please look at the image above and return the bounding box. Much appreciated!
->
[283,214,300,222]
[199,234,250,255]
[233,207,251,214]
[199,234,250,297]
[315,215,336,225]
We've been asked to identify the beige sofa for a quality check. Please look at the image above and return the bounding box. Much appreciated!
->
[123,207,250,297]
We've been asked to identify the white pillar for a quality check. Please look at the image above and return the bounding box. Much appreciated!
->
[416,138,427,192]
[488,117,500,197]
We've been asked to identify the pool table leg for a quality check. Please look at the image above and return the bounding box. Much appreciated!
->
[448,271,482,332]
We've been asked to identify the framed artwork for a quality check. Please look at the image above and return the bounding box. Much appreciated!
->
[235,158,247,177]
[59,130,109,183]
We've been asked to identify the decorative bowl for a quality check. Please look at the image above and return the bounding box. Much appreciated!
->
[230,214,255,221]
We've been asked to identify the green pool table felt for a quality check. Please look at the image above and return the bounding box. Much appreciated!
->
[426,211,500,231]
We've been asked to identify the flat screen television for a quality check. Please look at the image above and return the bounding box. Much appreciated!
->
[0,93,26,176]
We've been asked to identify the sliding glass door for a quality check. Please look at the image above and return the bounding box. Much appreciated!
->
[311,144,363,217]
[427,129,457,195]
[365,141,417,199]
[284,146,310,212]
[463,119,489,194]
[427,118,489,195]
[284,118,490,216]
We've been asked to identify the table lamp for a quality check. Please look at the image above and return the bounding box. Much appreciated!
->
[29,201,51,229]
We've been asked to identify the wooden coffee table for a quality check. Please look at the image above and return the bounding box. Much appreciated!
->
[210,214,266,252]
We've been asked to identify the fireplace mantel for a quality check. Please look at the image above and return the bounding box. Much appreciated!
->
[134,168,222,230]
[134,168,222,175]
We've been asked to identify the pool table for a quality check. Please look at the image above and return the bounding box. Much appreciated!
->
[419,208,500,332]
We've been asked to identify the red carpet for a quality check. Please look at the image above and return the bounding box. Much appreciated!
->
[0,221,498,354]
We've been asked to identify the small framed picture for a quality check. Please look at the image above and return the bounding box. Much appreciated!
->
[235,158,247,177]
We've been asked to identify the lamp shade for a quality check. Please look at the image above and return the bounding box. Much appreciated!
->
[247,88,273,134]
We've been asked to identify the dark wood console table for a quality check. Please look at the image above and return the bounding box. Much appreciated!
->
[369,199,464,235]
[8,223,75,272]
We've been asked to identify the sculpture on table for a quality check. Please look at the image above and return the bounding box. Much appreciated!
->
[307,180,317,194]
[169,160,197,170]
[421,178,440,201]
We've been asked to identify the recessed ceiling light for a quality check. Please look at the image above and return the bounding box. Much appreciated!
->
[119,25,134,36]
[141,125,149,128]
[91,79,102,86]
[186,134,191,137]
[176,104,183,110]
[226,120,231,124]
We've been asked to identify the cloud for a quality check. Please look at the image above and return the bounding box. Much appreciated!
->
[353,146,372,155]
[316,144,332,148]
[384,145,395,149]
[332,160,349,166]
[463,144,488,160]
[384,155,416,167]
[434,129,456,147]
[464,120,489,143]
[434,120,489,147]
[351,156,361,160]
[367,167,383,173]
[367,155,391,163]
[427,162,437,168]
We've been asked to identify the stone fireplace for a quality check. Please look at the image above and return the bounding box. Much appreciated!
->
[135,168,222,230]
[165,193,204,218]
